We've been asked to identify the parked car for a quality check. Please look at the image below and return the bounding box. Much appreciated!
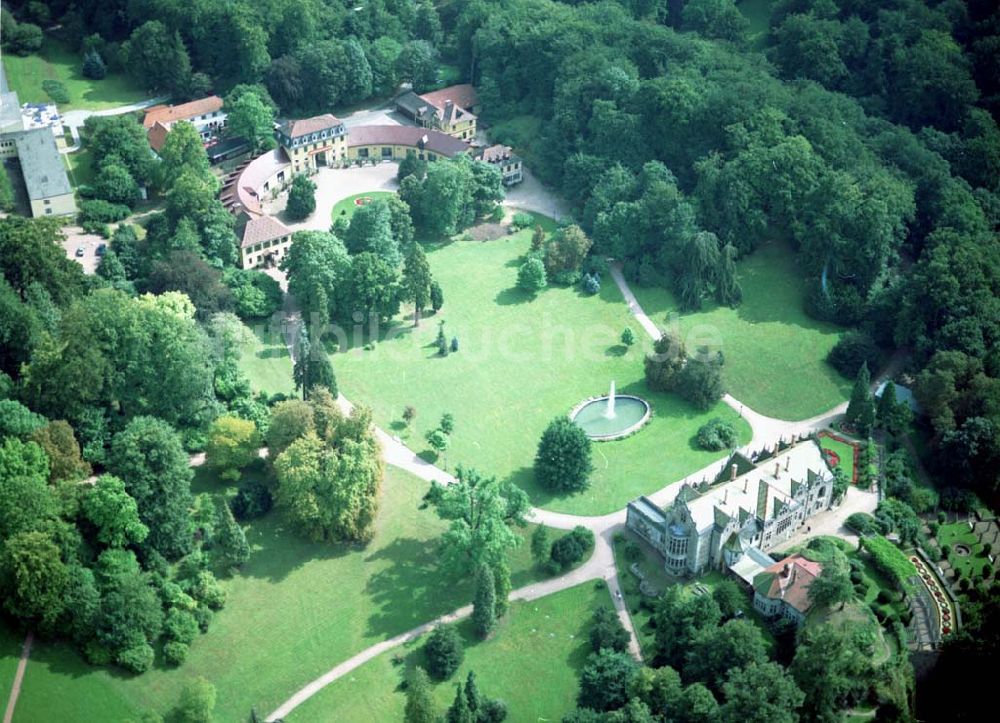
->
[75,246,85,257]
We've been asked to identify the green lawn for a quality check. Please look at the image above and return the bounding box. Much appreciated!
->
[629,241,849,421]
[4,466,551,722]
[331,191,396,222]
[332,219,750,515]
[63,146,95,188]
[0,624,24,715]
[819,435,856,481]
[237,324,297,397]
[2,37,148,112]
[288,581,609,722]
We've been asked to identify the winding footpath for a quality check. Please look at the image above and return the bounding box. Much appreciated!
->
[263,256,878,721]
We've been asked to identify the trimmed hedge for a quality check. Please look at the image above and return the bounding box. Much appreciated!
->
[861,535,917,589]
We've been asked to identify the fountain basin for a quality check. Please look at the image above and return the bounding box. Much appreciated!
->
[571,395,650,441]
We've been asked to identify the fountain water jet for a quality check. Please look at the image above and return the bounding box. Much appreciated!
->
[605,380,616,419]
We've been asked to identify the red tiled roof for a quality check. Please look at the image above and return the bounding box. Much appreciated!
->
[242,215,292,248]
[758,554,823,614]
[147,121,170,153]
[419,84,478,112]
[347,125,470,157]
[143,96,223,129]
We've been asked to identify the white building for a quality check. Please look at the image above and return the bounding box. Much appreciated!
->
[627,442,835,577]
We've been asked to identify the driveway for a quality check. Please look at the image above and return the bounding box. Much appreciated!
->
[503,167,571,221]
[268,163,401,232]
[338,103,411,129]
[61,226,105,274]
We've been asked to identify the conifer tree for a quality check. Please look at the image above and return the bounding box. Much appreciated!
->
[472,563,497,639]
[845,362,875,435]
[493,561,511,618]
[447,682,474,723]
[214,500,250,570]
[464,671,481,716]
[404,667,436,723]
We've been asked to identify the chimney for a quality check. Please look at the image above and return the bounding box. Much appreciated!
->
[774,462,781,479]
[730,463,738,481]
[786,456,791,471]
[756,480,768,520]
[743,478,748,493]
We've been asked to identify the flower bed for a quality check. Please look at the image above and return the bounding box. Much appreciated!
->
[818,430,860,485]
[910,555,958,639]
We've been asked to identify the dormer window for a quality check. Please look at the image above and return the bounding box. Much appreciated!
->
[321,130,327,138]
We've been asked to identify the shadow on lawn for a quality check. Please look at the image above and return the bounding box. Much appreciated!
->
[240,516,352,584]
[494,287,533,306]
[363,537,470,640]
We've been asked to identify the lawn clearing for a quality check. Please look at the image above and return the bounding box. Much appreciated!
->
[287,581,609,722]
[332,218,750,515]
[629,241,849,421]
[63,146,95,188]
[330,191,396,222]
[5,466,550,721]
[2,37,148,112]
[237,323,297,397]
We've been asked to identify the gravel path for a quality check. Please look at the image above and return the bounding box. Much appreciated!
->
[2,632,32,723]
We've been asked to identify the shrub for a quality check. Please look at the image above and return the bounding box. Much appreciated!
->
[695,418,737,451]
[580,273,601,295]
[827,331,882,378]
[861,536,917,588]
[230,475,273,520]
[79,199,131,224]
[517,257,547,294]
[845,512,879,535]
[424,625,463,680]
[511,212,534,230]
[117,642,155,673]
[41,79,70,103]
[941,544,951,558]
[550,526,595,570]
[285,174,317,220]
[163,640,189,666]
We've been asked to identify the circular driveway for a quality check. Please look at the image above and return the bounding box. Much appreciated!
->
[271,163,401,233]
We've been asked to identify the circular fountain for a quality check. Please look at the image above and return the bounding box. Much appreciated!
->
[570,381,651,441]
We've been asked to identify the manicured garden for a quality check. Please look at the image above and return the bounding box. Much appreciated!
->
[2,37,148,111]
[331,191,396,222]
[331,217,750,515]
[2,466,550,721]
[819,433,857,483]
[937,522,989,581]
[287,582,609,722]
[629,241,850,421]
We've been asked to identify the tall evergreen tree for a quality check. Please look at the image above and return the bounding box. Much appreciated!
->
[845,362,875,435]
[446,682,474,723]
[472,563,497,639]
[404,667,436,723]
[214,500,250,570]
[493,560,511,618]
[464,671,481,717]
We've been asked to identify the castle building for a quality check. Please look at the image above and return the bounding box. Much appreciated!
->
[275,114,348,173]
[626,442,834,578]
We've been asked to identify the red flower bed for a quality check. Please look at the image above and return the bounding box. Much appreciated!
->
[817,431,861,485]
